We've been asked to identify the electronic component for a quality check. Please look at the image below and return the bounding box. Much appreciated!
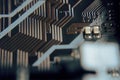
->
[83,26,92,40]
[83,25,101,40]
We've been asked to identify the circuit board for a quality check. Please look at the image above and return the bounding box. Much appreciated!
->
[0,0,120,80]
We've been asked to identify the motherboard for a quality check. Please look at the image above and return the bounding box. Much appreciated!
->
[0,0,120,80]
